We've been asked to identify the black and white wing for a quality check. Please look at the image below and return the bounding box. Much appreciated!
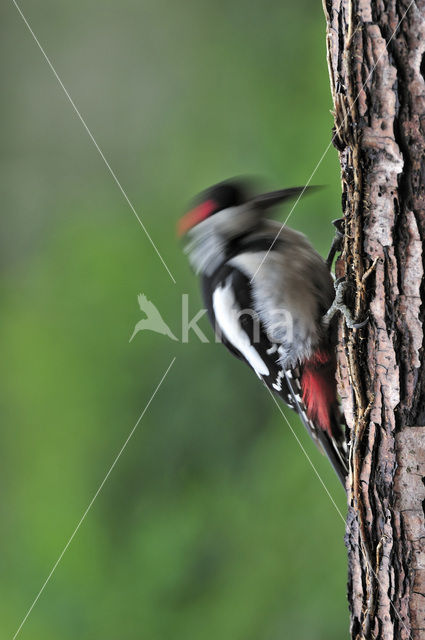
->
[202,263,305,417]
[201,261,347,485]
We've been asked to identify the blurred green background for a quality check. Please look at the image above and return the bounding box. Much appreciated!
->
[1,1,348,638]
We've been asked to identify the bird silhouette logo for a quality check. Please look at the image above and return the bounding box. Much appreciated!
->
[129,294,178,343]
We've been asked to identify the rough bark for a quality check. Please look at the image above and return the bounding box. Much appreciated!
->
[323,1,425,638]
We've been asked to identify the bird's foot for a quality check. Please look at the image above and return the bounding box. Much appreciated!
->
[322,278,369,329]
[326,218,345,269]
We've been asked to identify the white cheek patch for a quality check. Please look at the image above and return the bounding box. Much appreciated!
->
[213,281,270,377]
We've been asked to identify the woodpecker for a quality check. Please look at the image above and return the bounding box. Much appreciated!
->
[178,179,348,485]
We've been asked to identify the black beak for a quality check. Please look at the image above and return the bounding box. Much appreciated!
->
[249,185,321,210]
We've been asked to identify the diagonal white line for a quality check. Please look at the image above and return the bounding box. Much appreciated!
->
[250,0,415,283]
[12,357,176,640]
[265,386,346,521]
[11,0,176,285]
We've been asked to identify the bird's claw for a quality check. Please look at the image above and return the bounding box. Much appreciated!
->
[350,315,369,329]
[323,278,369,329]
[332,218,345,236]
[326,218,345,269]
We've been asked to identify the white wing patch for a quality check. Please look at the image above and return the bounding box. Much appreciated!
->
[272,369,284,391]
[213,280,270,377]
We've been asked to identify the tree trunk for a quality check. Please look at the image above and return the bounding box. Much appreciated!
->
[322,1,425,638]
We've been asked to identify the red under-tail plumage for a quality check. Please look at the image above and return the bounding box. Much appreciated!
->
[301,349,337,436]
[296,348,347,485]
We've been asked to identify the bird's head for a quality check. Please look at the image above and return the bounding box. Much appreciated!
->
[178,178,319,275]
[177,178,318,237]
[177,180,247,237]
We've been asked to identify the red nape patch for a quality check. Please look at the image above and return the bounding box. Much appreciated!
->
[177,199,217,236]
[301,351,337,436]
